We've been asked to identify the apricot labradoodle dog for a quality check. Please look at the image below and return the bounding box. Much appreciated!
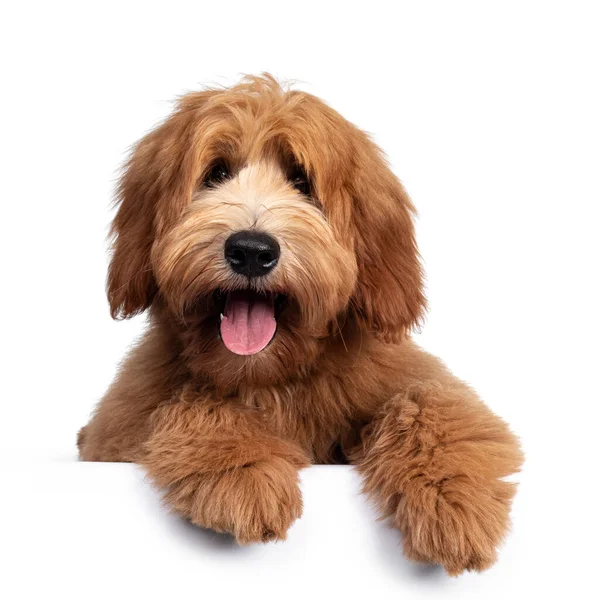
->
[78,75,523,575]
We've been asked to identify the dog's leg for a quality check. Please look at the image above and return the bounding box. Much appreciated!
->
[78,328,178,462]
[351,344,523,575]
[141,399,310,543]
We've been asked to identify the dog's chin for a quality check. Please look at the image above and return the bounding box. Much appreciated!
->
[173,287,326,389]
[214,288,288,356]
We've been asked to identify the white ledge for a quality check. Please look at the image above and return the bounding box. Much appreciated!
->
[2,461,530,599]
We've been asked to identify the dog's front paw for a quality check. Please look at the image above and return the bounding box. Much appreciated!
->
[397,476,516,575]
[183,456,303,543]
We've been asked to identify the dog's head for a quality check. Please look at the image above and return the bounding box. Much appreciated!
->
[108,75,425,387]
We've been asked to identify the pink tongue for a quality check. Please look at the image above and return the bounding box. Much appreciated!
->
[220,291,277,355]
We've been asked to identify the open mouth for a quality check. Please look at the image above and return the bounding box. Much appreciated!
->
[218,290,286,356]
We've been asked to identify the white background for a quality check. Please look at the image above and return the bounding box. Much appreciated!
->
[1,1,599,598]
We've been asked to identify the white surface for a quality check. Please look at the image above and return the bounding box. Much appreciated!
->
[0,460,568,599]
[1,1,599,598]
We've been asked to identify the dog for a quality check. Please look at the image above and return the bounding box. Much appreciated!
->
[78,74,523,575]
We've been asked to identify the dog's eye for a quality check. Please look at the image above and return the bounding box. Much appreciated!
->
[203,161,230,188]
[289,165,312,197]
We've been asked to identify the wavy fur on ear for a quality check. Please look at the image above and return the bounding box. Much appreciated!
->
[107,137,158,319]
[349,136,426,340]
[107,92,216,319]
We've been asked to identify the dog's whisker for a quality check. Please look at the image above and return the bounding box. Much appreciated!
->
[336,319,349,353]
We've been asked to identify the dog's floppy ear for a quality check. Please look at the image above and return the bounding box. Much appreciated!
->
[349,134,426,340]
[106,130,162,319]
[107,101,201,319]
[106,89,226,318]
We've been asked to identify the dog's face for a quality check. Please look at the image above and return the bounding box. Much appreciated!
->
[107,75,425,387]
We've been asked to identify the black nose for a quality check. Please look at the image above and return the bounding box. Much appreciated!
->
[224,231,280,277]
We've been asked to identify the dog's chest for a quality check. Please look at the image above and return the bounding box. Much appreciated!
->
[235,374,375,460]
